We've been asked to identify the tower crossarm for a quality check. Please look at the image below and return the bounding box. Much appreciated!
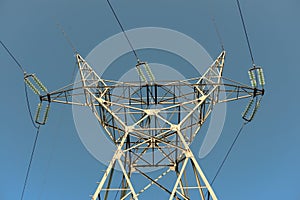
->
[192,50,264,104]
[39,53,108,106]
[217,77,264,103]
[39,82,87,106]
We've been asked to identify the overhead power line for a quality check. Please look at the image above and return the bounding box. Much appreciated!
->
[105,0,140,62]
[236,0,255,66]
[0,40,42,200]
[206,0,260,196]
[20,126,41,200]
[0,41,25,73]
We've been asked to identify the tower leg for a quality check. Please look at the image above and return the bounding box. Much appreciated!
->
[169,157,189,200]
[168,153,218,200]
[167,129,218,200]
[190,156,217,200]
[92,129,218,200]
[92,131,138,200]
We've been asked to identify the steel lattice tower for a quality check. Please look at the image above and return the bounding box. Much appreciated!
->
[26,50,264,200]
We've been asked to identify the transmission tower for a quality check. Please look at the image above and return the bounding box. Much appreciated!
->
[23,49,264,199]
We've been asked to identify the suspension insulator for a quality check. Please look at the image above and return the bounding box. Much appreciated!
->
[249,100,260,120]
[248,70,257,88]
[32,74,48,93]
[136,67,147,82]
[42,104,50,124]
[35,103,42,122]
[257,68,265,86]
[35,102,50,125]
[145,63,155,82]
[242,98,261,122]
[242,98,254,118]
[25,78,40,95]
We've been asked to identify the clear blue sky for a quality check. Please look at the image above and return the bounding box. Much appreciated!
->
[1,0,299,199]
